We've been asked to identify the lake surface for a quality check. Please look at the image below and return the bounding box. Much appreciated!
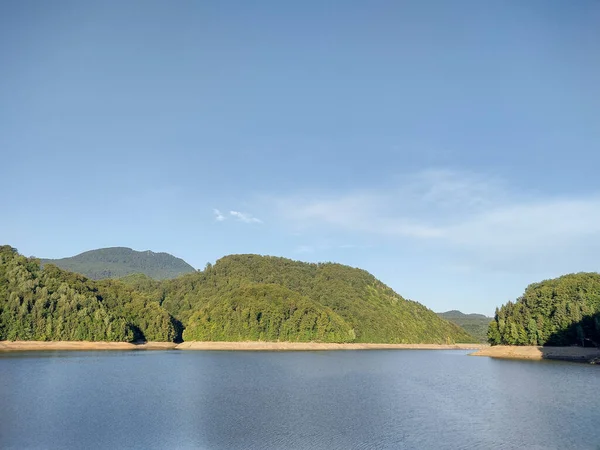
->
[0,350,598,449]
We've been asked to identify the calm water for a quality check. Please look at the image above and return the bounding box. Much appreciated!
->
[0,350,598,449]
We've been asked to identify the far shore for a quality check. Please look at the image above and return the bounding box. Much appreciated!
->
[0,340,485,352]
[471,345,600,363]
[175,342,486,351]
[0,341,178,351]
[2,341,598,364]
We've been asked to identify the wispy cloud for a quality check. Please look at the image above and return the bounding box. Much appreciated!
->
[213,209,225,221]
[266,169,600,271]
[294,245,315,254]
[339,244,373,249]
[272,170,507,238]
[292,243,372,254]
[230,210,263,224]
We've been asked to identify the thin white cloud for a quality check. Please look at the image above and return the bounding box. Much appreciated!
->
[230,210,262,224]
[213,209,226,221]
[294,245,315,253]
[266,169,600,271]
[339,244,373,249]
[272,192,443,238]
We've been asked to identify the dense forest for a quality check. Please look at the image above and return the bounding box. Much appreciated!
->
[149,254,475,343]
[488,273,600,346]
[1,247,475,344]
[0,246,179,342]
[183,284,354,342]
[40,247,196,280]
[437,310,492,343]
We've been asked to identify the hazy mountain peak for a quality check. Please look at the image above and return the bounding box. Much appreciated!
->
[40,247,196,280]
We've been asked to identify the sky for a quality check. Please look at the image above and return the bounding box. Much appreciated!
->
[1,1,599,316]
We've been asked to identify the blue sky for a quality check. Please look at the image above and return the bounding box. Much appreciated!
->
[2,1,599,315]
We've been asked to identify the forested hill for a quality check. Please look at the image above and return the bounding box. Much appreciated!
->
[156,254,476,344]
[1,247,476,344]
[437,310,492,343]
[0,246,180,342]
[40,247,196,280]
[488,273,600,346]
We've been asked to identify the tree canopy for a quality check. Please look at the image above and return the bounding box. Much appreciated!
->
[0,246,179,342]
[1,247,476,344]
[158,254,476,344]
[488,273,600,346]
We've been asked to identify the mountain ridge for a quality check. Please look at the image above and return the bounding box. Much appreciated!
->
[437,310,492,343]
[40,246,196,280]
[438,310,490,319]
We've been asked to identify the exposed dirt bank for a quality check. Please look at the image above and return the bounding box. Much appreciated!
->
[3,342,597,362]
[0,341,177,351]
[175,342,487,351]
[0,341,485,352]
[471,345,600,363]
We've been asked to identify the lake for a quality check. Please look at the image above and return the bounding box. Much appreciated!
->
[0,350,598,449]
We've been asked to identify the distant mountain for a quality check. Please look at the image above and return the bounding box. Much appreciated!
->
[40,247,196,280]
[439,310,490,320]
[437,310,492,343]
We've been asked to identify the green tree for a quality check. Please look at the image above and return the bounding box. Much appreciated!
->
[488,272,600,346]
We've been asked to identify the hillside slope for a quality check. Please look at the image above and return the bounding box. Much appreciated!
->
[158,254,476,344]
[488,273,600,346]
[437,310,491,342]
[3,247,476,344]
[0,246,180,342]
[41,247,196,280]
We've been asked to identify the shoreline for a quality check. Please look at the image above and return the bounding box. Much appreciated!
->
[175,342,485,351]
[471,345,600,363]
[0,340,485,352]
[4,341,596,363]
[0,341,178,351]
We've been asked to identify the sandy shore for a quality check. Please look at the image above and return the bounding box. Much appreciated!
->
[175,342,486,351]
[0,340,485,352]
[3,341,597,363]
[471,345,600,363]
[0,341,177,351]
